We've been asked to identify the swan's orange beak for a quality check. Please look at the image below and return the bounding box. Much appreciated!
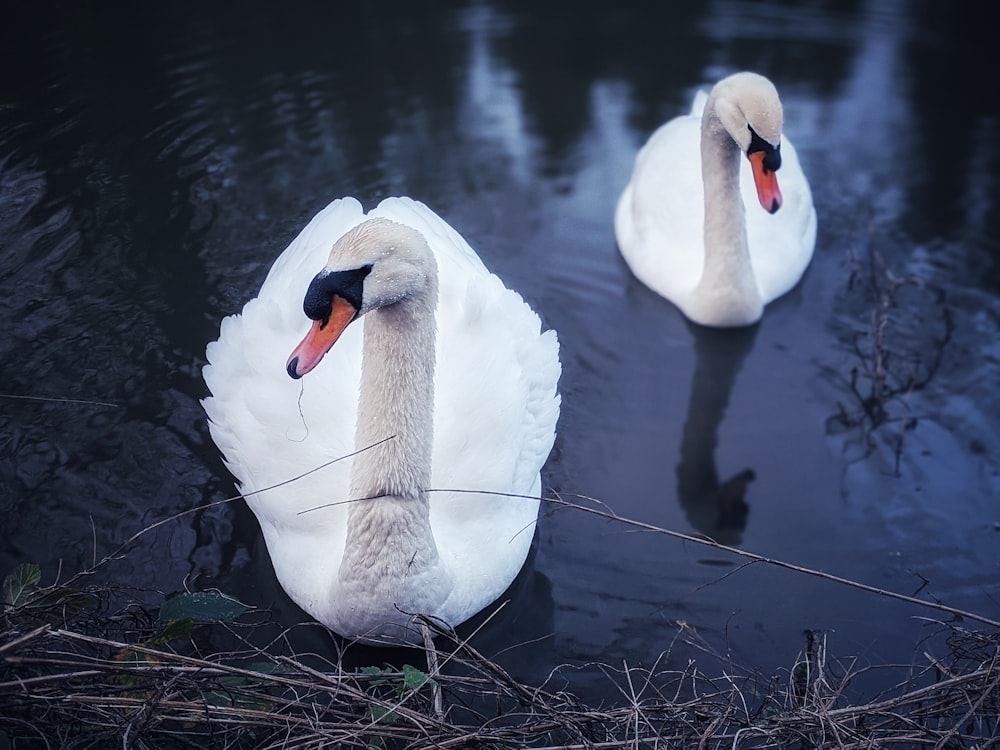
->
[748,151,783,214]
[286,296,358,379]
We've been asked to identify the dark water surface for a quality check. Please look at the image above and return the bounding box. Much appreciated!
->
[2,0,998,703]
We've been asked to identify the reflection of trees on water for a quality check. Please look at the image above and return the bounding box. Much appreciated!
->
[905,2,998,255]
[4,0,988,252]
[676,325,758,546]
[482,0,860,170]
[826,241,954,472]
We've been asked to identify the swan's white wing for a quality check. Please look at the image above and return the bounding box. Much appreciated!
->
[370,198,560,487]
[203,198,369,608]
[615,112,706,302]
[372,197,561,618]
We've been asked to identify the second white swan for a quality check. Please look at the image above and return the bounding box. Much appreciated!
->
[615,71,817,327]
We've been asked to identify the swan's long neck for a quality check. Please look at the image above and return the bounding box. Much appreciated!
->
[693,96,763,325]
[338,265,441,585]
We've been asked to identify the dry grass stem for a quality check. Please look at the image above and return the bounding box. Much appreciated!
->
[2,573,997,748]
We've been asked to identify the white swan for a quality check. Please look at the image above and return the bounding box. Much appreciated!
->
[615,72,817,327]
[203,197,561,644]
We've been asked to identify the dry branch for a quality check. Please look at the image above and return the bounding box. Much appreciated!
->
[2,595,997,749]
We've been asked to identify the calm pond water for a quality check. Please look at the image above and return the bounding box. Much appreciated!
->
[2,0,997,704]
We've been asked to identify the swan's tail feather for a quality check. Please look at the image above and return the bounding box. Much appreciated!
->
[372,197,489,275]
[690,89,709,117]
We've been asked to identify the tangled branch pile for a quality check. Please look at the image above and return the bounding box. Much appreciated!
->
[1,572,997,749]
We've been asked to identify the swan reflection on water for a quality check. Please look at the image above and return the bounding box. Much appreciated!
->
[675,324,759,546]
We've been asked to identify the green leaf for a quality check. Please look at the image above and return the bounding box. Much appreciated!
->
[3,563,42,610]
[22,588,100,623]
[202,668,279,712]
[157,591,251,624]
[240,660,282,675]
[148,618,194,644]
[216,663,280,688]
[369,704,399,724]
[203,689,273,712]
[401,664,432,691]
[359,665,391,687]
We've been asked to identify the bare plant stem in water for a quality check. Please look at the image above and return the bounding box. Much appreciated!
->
[829,231,954,471]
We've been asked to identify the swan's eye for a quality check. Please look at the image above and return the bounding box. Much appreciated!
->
[303,265,373,322]
[747,125,782,173]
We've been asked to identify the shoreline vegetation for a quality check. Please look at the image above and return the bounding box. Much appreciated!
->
[2,496,997,749]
